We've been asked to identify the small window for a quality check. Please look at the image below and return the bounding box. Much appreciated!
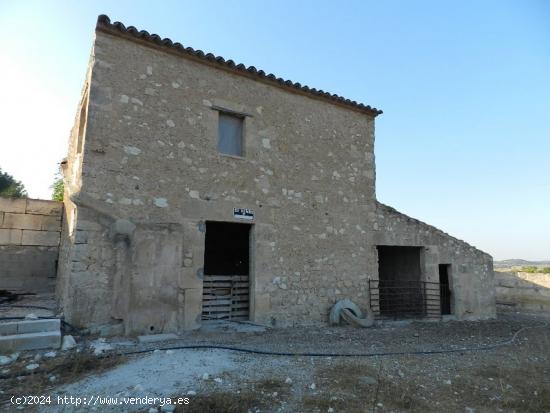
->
[218,112,243,156]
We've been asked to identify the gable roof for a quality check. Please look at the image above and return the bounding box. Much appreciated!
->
[95,15,382,117]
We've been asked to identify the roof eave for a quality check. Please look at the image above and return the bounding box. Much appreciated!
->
[95,14,383,118]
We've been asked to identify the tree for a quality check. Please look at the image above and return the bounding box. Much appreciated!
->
[0,168,27,198]
[51,173,64,201]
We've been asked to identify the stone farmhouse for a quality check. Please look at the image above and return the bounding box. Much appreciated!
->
[53,15,495,335]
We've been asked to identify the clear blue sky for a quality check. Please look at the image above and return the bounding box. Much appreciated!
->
[0,0,548,260]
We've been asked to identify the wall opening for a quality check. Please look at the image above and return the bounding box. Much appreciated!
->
[202,221,251,321]
[439,264,452,315]
[376,246,425,318]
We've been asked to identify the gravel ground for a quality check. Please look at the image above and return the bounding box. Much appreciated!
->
[114,311,545,360]
[1,309,549,412]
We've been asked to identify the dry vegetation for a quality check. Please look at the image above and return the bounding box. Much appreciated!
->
[0,352,124,405]
[174,349,550,413]
[174,378,292,413]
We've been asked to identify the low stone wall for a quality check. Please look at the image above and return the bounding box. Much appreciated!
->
[0,197,63,292]
[495,271,550,312]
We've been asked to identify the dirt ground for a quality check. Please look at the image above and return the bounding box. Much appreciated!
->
[1,309,549,412]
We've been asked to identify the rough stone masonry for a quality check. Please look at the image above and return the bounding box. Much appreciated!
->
[56,15,495,335]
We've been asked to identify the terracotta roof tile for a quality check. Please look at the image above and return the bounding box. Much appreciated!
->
[96,15,382,117]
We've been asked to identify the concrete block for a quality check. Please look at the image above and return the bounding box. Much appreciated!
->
[40,215,62,231]
[0,319,60,335]
[0,323,17,335]
[25,199,62,216]
[0,276,55,292]
[0,245,58,282]
[20,319,59,335]
[21,230,60,246]
[1,213,43,230]
[0,229,22,245]
[0,331,61,353]
[0,197,26,213]
[137,333,179,343]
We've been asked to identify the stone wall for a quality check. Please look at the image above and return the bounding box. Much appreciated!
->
[57,20,496,335]
[57,28,377,335]
[369,203,495,320]
[0,197,62,292]
[495,271,550,311]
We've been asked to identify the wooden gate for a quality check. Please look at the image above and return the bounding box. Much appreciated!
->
[202,274,249,320]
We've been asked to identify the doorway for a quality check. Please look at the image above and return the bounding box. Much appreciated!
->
[376,246,424,318]
[439,264,452,315]
[202,221,251,321]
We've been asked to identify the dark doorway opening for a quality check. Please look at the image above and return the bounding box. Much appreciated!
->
[202,222,251,321]
[439,264,452,315]
[376,246,424,318]
[204,221,250,275]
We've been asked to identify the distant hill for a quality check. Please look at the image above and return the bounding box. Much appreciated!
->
[494,259,550,268]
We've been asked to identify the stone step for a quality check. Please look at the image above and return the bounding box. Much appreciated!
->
[0,331,61,353]
[0,319,60,336]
